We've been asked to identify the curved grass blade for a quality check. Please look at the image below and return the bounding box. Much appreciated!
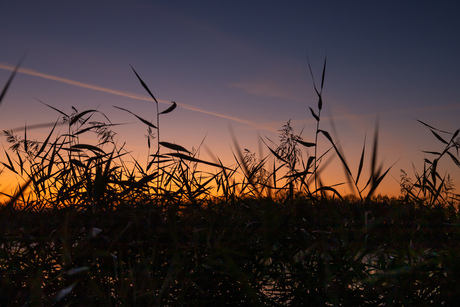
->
[159,141,190,154]
[365,163,394,201]
[0,53,26,106]
[23,124,28,153]
[320,55,327,92]
[35,119,59,158]
[430,129,448,145]
[130,65,158,104]
[69,109,97,126]
[416,119,450,134]
[318,129,352,177]
[446,151,460,167]
[306,53,320,97]
[114,106,157,129]
[5,177,33,209]
[309,107,319,122]
[355,134,366,185]
[159,101,177,115]
[296,139,316,148]
[314,185,343,201]
[166,152,228,169]
[451,128,459,142]
[2,149,17,173]
[36,99,69,117]
[70,159,85,168]
[71,144,106,155]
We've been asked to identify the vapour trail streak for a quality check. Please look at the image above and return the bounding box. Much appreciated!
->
[0,63,262,130]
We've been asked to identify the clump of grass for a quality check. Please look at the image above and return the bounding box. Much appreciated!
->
[0,57,459,305]
[400,120,460,207]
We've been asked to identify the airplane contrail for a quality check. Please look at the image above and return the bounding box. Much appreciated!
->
[0,62,265,130]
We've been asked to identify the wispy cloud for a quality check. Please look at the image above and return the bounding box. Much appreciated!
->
[0,62,271,131]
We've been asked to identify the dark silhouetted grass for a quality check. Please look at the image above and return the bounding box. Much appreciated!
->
[0,58,459,305]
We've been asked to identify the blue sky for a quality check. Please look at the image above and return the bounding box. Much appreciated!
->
[1,1,459,196]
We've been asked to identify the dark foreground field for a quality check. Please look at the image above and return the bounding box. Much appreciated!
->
[1,59,459,305]
[1,198,460,305]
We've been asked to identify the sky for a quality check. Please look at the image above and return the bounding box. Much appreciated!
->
[0,1,459,197]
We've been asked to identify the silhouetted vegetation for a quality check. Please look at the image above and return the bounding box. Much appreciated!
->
[1,58,459,305]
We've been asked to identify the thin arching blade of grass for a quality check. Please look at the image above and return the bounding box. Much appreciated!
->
[69,109,97,127]
[166,152,228,169]
[2,148,17,173]
[35,119,59,158]
[365,165,393,201]
[74,122,124,136]
[16,151,24,176]
[309,107,320,122]
[146,154,174,171]
[370,120,379,183]
[101,151,114,180]
[193,176,216,198]
[5,177,33,209]
[261,136,288,164]
[114,106,157,129]
[416,119,450,134]
[306,53,320,97]
[159,141,190,154]
[431,159,438,187]
[71,144,106,155]
[451,128,459,143]
[422,150,442,156]
[296,139,316,148]
[159,101,177,115]
[136,172,159,187]
[314,185,343,201]
[430,129,448,145]
[285,169,312,179]
[36,99,69,117]
[130,65,159,104]
[23,124,28,153]
[318,129,353,178]
[431,176,447,205]
[306,155,315,171]
[317,55,327,111]
[0,54,26,106]
[355,134,366,185]
[70,159,85,168]
[47,143,58,177]
[446,151,460,167]
[320,55,327,93]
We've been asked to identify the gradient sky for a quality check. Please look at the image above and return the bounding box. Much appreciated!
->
[1,1,459,197]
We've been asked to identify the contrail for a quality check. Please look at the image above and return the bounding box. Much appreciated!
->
[0,62,265,130]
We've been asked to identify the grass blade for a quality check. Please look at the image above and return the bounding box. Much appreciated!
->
[35,119,59,158]
[296,139,316,148]
[114,106,157,129]
[430,129,448,145]
[0,54,26,106]
[318,129,352,178]
[69,109,97,126]
[159,141,190,154]
[446,151,460,167]
[159,101,177,115]
[37,99,69,117]
[166,152,228,169]
[71,144,106,155]
[130,65,159,104]
[309,107,319,122]
[355,134,366,185]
